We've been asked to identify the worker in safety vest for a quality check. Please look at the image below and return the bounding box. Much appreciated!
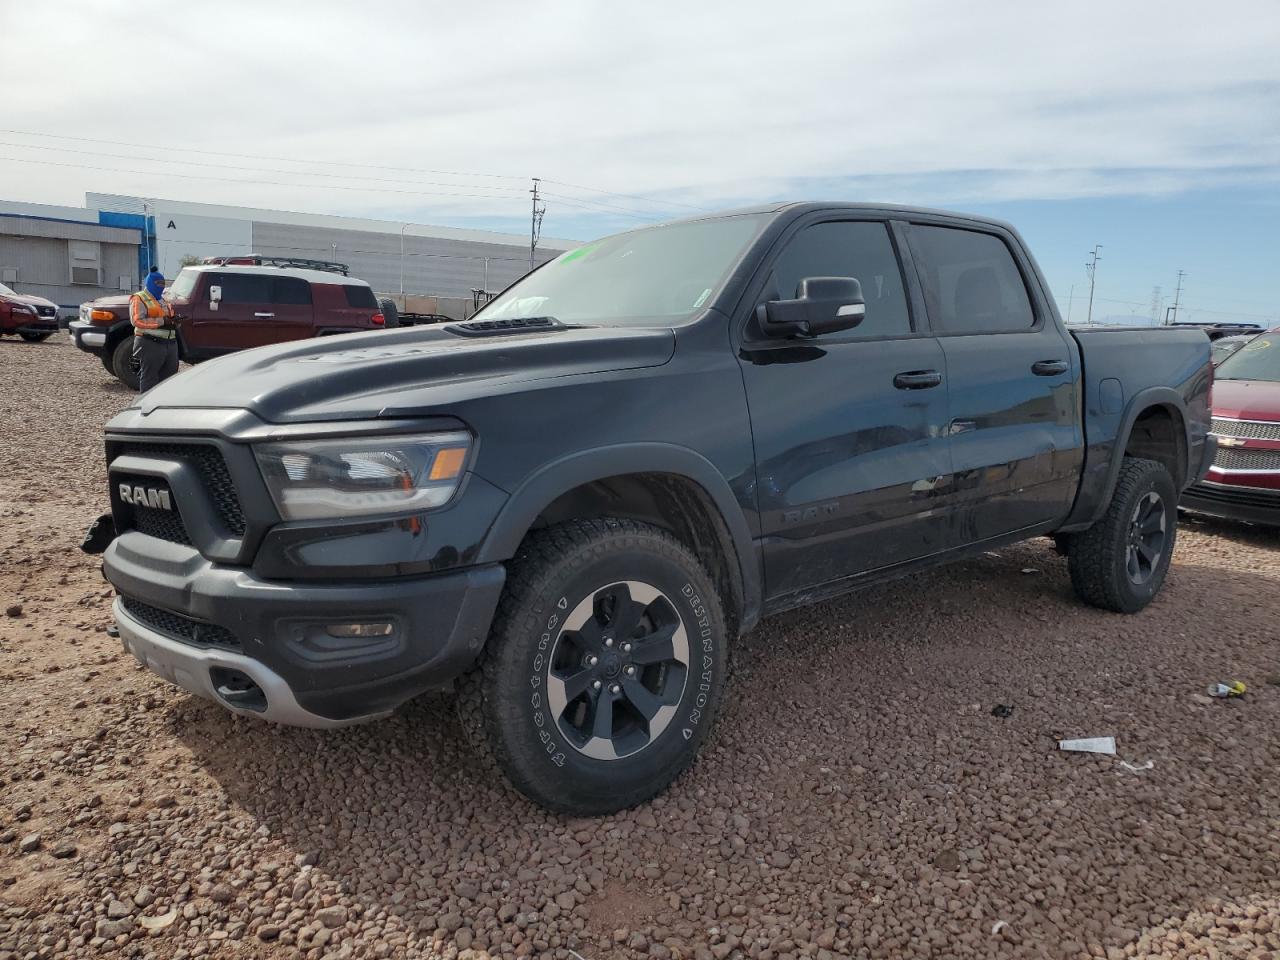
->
[130,267,178,392]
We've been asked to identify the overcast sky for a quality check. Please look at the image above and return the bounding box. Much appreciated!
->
[2,0,1278,321]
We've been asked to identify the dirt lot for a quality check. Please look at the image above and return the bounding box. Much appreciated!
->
[1,334,1278,960]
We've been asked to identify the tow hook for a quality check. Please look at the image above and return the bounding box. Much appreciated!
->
[81,512,115,555]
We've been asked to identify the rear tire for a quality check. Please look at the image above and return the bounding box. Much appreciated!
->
[1067,457,1177,613]
[111,335,140,391]
[18,331,53,342]
[458,518,728,814]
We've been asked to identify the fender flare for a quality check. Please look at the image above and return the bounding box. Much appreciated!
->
[476,443,761,632]
[1083,386,1192,527]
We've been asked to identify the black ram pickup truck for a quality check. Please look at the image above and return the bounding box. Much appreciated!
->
[91,203,1215,814]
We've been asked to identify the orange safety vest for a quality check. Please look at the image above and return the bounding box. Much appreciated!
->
[130,289,176,339]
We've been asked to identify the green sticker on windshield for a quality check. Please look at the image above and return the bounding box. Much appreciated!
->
[559,243,598,264]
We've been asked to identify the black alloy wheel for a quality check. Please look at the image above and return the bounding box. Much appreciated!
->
[547,580,690,761]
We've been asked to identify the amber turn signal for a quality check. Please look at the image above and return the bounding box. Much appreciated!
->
[428,447,468,481]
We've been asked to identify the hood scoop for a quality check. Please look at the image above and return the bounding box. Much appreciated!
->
[445,316,565,337]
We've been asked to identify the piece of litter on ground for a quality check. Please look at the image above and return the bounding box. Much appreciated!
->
[1207,680,1246,698]
[1020,567,1039,575]
[991,704,1014,718]
[1119,760,1154,773]
[991,920,1009,936]
[1059,737,1116,755]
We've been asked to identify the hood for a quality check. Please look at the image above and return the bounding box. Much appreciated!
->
[136,323,676,422]
[9,292,58,310]
[1212,378,1280,421]
[86,294,133,314]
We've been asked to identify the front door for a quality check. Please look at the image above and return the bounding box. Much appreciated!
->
[904,222,1083,542]
[737,219,954,601]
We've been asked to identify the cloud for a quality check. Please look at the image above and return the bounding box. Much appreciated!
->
[2,0,1278,232]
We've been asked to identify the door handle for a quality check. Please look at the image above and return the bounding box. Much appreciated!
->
[893,370,943,390]
[254,312,275,318]
[1032,359,1069,376]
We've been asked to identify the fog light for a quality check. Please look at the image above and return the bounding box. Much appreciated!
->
[326,622,394,639]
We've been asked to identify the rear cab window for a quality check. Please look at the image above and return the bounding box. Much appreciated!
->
[909,225,1035,334]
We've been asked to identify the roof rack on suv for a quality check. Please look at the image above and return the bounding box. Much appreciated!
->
[199,255,350,276]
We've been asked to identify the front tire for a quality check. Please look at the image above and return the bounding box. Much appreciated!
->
[1067,457,1177,613]
[459,518,728,814]
[110,335,140,391]
[18,331,53,342]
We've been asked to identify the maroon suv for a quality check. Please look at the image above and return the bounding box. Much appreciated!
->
[1182,328,1280,525]
[0,281,60,341]
[69,257,386,389]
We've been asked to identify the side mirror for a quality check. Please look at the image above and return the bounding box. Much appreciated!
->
[762,277,866,338]
[209,284,222,303]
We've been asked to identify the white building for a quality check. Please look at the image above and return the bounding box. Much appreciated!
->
[0,192,575,315]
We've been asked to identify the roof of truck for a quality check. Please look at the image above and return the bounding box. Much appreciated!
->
[658,201,1019,233]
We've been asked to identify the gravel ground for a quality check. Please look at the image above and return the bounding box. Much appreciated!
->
[1,334,1278,960]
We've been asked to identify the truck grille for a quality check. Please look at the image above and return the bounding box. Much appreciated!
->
[1213,447,1280,472]
[1187,482,1280,509]
[1211,417,1280,442]
[120,596,240,649]
[130,481,192,545]
[113,443,246,536]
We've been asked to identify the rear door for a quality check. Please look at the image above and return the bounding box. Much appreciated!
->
[737,217,954,600]
[904,222,1083,542]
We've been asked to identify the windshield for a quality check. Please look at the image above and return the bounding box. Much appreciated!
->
[1215,332,1280,382]
[479,214,766,326]
[0,282,15,297]
[167,268,199,300]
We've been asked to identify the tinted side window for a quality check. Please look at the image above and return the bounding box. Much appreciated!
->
[343,285,377,308]
[210,272,272,305]
[272,277,312,305]
[770,222,910,338]
[910,226,1035,333]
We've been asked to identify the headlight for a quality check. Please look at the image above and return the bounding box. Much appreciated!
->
[254,432,472,521]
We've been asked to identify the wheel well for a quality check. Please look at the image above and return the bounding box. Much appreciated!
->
[1124,405,1186,487]
[529,473,745,636]
[104,325,132,351]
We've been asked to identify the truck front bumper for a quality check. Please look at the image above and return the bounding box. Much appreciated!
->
[105,533,505,725]
[69,319,109,353]
[1181,480,1280,527]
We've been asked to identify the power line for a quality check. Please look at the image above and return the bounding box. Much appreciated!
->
[0,128,698,220]
[0,128,526,182]
[542,178,712,213]
[0,139,531,197]
[0,154,547,204]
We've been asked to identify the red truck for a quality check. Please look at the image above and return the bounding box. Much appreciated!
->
[68,257,387,389]
[1182,328,1280,526]
[0,281,60,341]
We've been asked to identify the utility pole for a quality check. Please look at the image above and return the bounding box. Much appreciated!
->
[1066,284,1075,324]
[1085,245,1103,325]
[399,224,408,297]
[1169,270,1186,325]
[529,178,546,271]
[1149,285,1162,325]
